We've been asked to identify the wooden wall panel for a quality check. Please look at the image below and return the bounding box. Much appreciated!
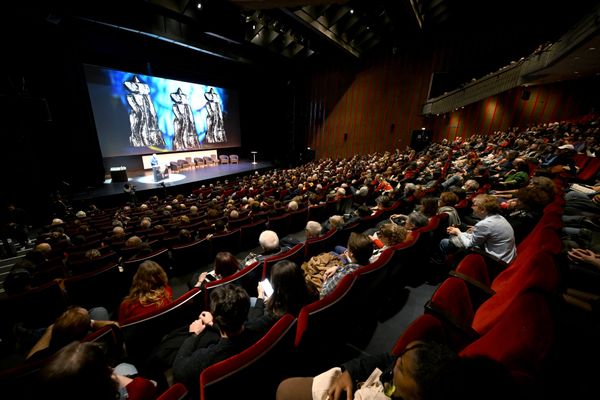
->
[301,49,596,159]
[430,79,597,142]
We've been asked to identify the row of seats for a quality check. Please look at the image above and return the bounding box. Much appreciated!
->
[397,184,565,386]
[0,322,189,400]
[197,181,568,398]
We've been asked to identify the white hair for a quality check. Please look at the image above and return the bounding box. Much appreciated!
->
[287,201,299,211]
[305,221,323,238]
[259,230,279,251]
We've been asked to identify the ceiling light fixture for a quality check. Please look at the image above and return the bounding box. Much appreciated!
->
[196,1,203,10]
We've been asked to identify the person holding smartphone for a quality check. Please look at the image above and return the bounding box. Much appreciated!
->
[189,251,241,290]
[247,260,316,334]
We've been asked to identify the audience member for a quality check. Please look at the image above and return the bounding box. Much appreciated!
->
[39,341,156,400]
[26,306,114,361]
[248,260,317,332]
[369,223,407,263]
[305,221,323,239]
[276,340,458,400]
[118,261,173,323]
[244,230,292,266]
[320,232,373,298]
[189,251,241,289]
[440,194,516,264]
[3,258,36,295]
[172,284,263,397]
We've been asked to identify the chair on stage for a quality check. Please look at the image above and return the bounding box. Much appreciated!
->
[177,159,191,171]
[169,161,179,172]
[219,155,229,164]
[185,156,194,168]
[194,157,205,167]
[229,154,239,164]
[211,154,218,165]
[203,156,215,166]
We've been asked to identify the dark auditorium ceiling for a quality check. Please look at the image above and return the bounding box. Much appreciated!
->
[6,1,600,87]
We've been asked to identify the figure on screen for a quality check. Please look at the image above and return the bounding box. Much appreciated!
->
[171,88,200,150]
[204,87,226,144]
[123,75,165,148]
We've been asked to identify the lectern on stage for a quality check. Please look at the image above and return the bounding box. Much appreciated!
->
[110,166,128,182]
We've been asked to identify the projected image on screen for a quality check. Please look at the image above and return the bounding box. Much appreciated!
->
[84,64,241,157]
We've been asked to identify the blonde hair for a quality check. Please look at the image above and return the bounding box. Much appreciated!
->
[125,261,171,307]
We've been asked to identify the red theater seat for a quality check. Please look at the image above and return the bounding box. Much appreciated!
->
[199,314,297,400]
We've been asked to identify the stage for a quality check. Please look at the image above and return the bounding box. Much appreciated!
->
[71,159,273,204]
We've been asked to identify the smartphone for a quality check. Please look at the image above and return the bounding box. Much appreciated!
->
[259,279,274,298]
[205,274,217,282]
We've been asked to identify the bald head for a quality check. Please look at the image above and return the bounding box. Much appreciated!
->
[34,242,52,254]
[259,230,279,252]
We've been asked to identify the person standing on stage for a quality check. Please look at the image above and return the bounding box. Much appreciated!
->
[151,153,162,182]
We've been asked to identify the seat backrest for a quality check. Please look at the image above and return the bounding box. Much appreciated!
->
[307,204,328,224]
[219,155,229,163]
[157,383,188,400]
[121,288,203,366]
[576,156,600,182]
[288,207,309,232]
[451,253,494,309]
[84,323,127,365]
[200,314,297,400]
[294,274,358,374]
[455,253,490,286]
[203,261,263,302]
[227,215,251,229]
[390,313,447,357]
[304,228,337,261]
[262,242,305,280]
[122,248,170,281]
[472,252,558,335]
[325,199,341,217]
[210,228,241,256]
[63,263,128,313]
[355,211,384,234]
[240,220,267,250]
[424,277,477,351]
[0,279,68,349]
[0,323,127,400]
[170,239,213,275]
[460,291,555,380]
[267,213,291,238]
[346,249,395,311]
[68,250,119,276]
[334,221,360,248]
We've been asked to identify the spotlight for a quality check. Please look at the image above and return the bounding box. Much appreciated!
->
[196,1,203,10]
